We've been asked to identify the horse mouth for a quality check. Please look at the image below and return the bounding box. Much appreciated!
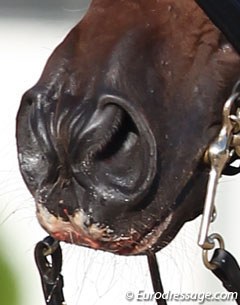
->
[36,203,173,255]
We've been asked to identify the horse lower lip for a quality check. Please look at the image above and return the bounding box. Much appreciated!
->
[36,203,134,252]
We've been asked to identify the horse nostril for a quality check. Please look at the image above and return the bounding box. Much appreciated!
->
[25,96,33,106]
[22,86,49,107]
[21,88,34,105]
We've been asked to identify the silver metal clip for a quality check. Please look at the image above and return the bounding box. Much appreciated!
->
[198,87,240,254]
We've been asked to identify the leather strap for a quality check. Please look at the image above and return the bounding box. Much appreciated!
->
[211,248,240,304]
[147,252,167,305]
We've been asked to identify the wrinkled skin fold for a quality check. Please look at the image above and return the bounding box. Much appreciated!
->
[16,0,240,255]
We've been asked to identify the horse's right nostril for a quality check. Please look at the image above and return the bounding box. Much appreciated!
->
[23,94,33,106]
[22,86,49,107]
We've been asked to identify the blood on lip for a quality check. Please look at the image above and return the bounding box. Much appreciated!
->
[63,208,68,215]
[52,230,101,249]
[38,203,164,254]
[51,228,136,253]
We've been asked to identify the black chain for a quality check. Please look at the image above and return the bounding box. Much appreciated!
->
[34,236,66,305]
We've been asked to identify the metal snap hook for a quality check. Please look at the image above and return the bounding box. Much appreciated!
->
[199,87,240,250]
[202,233,225,270]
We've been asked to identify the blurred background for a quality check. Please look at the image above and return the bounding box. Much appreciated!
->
[0,1,239,305]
